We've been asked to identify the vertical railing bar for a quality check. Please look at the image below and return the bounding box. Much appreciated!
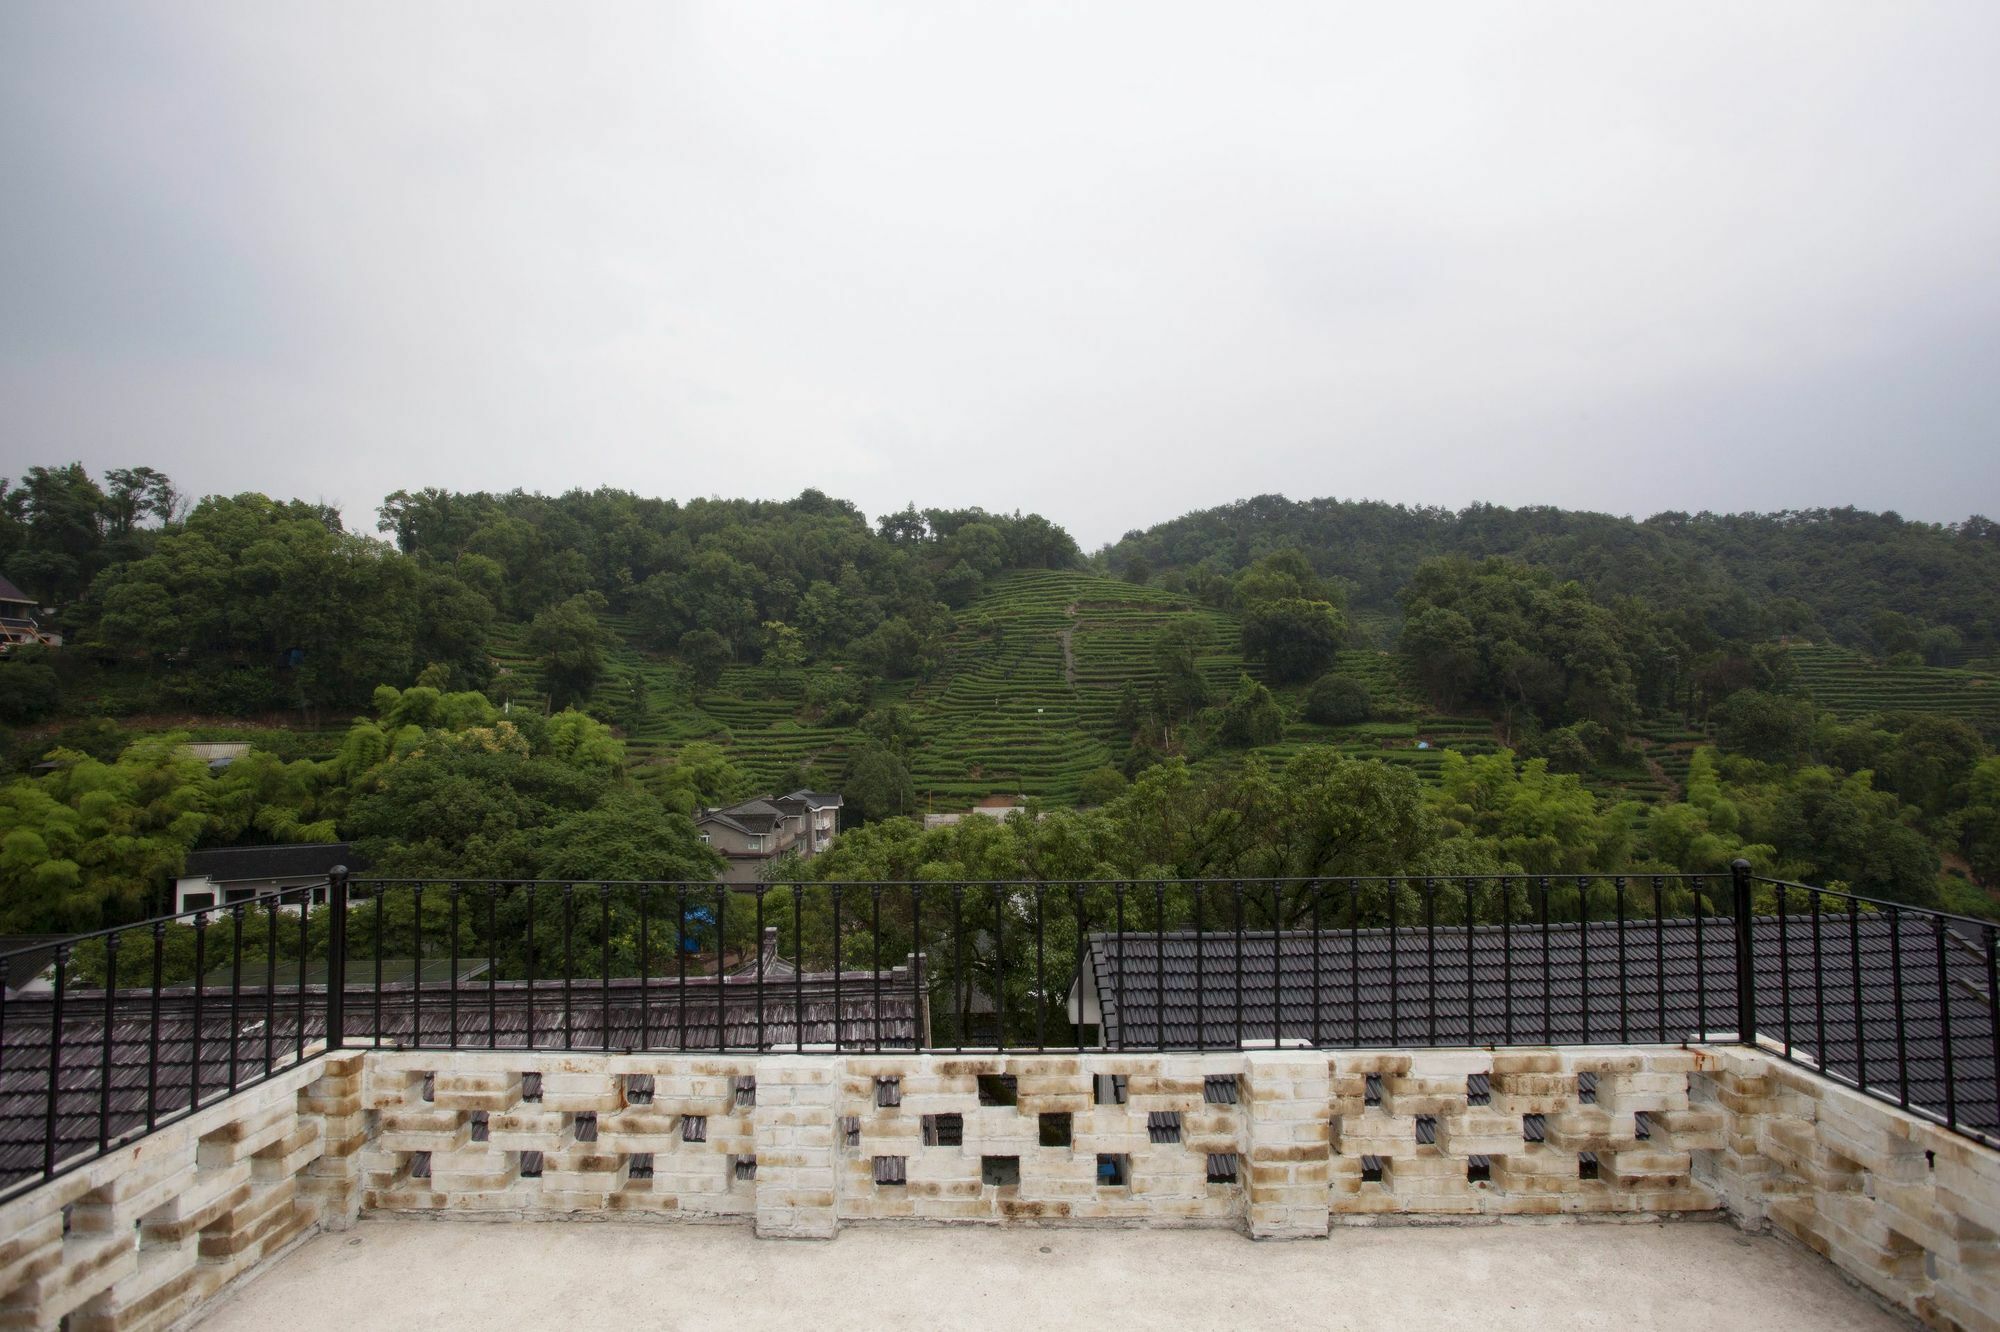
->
[833,884,843,1052]
[1652,877,1665,1043]
[1614,876,1627,1045]
[676,887,687,1052]
[1073,884,1087,1055]
[1310,880,1321,1049]
[1348,879,1359,1048]
[44,944,68,1178]
[951,886,964,1053]
[1194,881,1206,1053]
[1423,877,1436,1047]
[99,934,118,1154]
[1155,883,1167,1050]
[1890,906,1909,1108]
[1538,877,1551,1045]
[757,886,769,1053]
[1986,924,1999,1139]
[1232,881,1244,1050]
[1271,883,1284,1047]
[1501,877,1513,1045]
[450,884,462,1052]
[871,885,883,1054]
[1114,882,1126,1052]
[1035,884,1047,1052]
[1464,879,1476,1047]
[263,898,278,1074]
[147,921,164,1131]
[1579,878,1591,1044]
[295,893,308,1063]
[228,902,244,1092]
[1694,876,1706,1039]
[639,888,652,1051]
[525,884,538,1052]
[714,885,726,1053]
[412,884,426,1049]
[1777,881,1791,1060]
[191,913,206,1111]
[909,885,922,1053]
[560,884,574,1052]
[373,884,385,1050]
[993,883,1006,1050]
[601,884,613,1054]
[1934,916,1957,1131]
[1850,897,1867,1095]
[486,889,498,1049]
[1811,889,1826,1070]
[1387,878,1399,1047]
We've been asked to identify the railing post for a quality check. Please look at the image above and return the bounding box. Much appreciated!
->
[1730,859,1756,1047]
[326,865,349,1051]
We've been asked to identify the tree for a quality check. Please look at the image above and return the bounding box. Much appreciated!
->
[527,592,609,710]
[1215,674,1284,748]
[1304,675,1371,725]
[844,745,915,822]
[1240,598,1344,682]
[679,628,732,688]
[762,619,806,677]
[1151,620,1211,722]
[1715,690,1816,765]
[1077,765,1128,805]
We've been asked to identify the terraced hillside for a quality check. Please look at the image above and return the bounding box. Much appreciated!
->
[1788,645,2000,731]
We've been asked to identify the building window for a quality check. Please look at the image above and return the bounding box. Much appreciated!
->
[1041,1113,1073,1147]
[976,1075,1016,1107]
[1206,1153,1239,1185]
[683,1115,707,1143]
[1145,1112,1180,1145]
[875,1077,902,1108]
[981,1156,1020,1187]
[1466,1074,1491,1107]
[183,892,215,911]
[1096,1154,1130,1187]
[873,1156,906,1186]
[923,1114,963,1147]
[1203,1075,1238,1105]
[628,1154,654,1181]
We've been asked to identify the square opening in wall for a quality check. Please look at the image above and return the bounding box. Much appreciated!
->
[628,1154,654,1181]
[1577,1072,1597,1104]
[1206,1153,1239,1185]
[575,1113,598,1143]
[923,1114,964,1147]
[1203,1075,1238,1105]
[1415,1115,1438,1146]
[1578,1152,1599,1180]
[1096,1154,1130,1187]
[981,1155,1020,1187]
[1466,1073,1490,1106]
[683,1115,708,1143]
[1360,1155,1386,1185]
[520,1151,544,1179]
[1522,1114,1545,1143]
[1146,1112,1181,1145]
[1093,1074,1128,1105]
[841,1116,861,1149]
[420,1072,435,1103]
[1040,1113,1073,1147]
[873,1156,907,1187]
[522,1072,543,1103]
[408,1151,431,1180]
[625,1074,654,1105]
[876,1077,902,1108]
[1467,1155,1491,1184]
[1634,1111,1651,1141]
[734,1156,758,1182]
[470,1111,489,1143]
[736,1076,757,1108]
[1364,1074,1383,1107]
[977,1074,1018,1107]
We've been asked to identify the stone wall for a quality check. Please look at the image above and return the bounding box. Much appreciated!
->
[1696,1046,2000,1332]
[0,1052,364,1332]
[4,1044,1995,1331]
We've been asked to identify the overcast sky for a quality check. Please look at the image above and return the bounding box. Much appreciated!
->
[3,3,1997,549]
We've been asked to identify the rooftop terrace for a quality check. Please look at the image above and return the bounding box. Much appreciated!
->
[197,1217,1905,1332]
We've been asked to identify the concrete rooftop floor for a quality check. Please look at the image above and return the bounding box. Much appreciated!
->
[196,1217,1906,1332]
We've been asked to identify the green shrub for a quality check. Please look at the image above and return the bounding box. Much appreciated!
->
[1303,675,1371,725]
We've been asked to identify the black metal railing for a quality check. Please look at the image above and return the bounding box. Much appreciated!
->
[1,862,1994,1202]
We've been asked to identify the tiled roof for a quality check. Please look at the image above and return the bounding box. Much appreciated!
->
[180,843,355,883]
[1073,913,1999,1134]
[0,574,33,605]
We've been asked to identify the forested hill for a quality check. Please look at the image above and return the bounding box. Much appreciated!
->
[1100,497,2000,656]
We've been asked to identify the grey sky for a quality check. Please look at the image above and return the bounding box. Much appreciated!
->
[3,2,1997,549]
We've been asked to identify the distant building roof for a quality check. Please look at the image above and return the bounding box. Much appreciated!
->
[180,843,356,883]
[0,574,33,605]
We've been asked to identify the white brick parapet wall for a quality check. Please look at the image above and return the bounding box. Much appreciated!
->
[2,1045,1995,1330]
